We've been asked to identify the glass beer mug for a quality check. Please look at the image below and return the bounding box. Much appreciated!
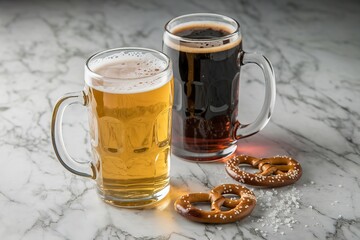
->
[51,48,174,207]
[163,13,276,161]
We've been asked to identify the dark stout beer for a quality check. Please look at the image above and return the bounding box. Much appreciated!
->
[163,23,242,159]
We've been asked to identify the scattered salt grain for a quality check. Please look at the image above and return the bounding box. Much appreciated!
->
[338,215,342,218]
[252,187,302,233]
[305,225,308,228]
[309,205,313,209]
[338,185,342,188]
[217,227,222,230]
[310,181,315,185]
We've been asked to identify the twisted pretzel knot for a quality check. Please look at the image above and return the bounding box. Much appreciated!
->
[225,155,302,187]
[174,184,256,224]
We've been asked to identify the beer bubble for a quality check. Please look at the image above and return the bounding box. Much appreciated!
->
[164,21,241,53]
[86,51,170,94]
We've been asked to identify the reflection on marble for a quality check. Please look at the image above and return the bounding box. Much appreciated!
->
[0,0,359,239]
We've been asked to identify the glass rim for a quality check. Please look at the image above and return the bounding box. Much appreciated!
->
[85,47,171,82]
[164,13,240,43]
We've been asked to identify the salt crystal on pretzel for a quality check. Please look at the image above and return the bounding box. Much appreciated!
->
[174,184,256,224]
[225,155,302,187]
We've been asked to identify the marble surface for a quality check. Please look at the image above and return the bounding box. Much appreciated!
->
[0,0,359,239]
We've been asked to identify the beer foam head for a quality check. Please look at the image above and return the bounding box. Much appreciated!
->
[164,22,241,53]
[86,51,170,94]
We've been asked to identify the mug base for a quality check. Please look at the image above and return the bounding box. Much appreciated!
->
[172,144,237,162]
[97,184,170,209]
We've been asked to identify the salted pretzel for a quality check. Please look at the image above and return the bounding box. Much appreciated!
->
[174,184,256,224]
[225,155,302,187]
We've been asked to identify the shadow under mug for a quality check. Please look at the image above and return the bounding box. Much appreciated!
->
[51,48,174,208]
[163,13,276,161]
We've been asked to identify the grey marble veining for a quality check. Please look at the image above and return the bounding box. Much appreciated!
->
[0,0,359,239]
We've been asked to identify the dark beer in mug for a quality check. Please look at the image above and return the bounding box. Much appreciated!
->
[163,14,276,161]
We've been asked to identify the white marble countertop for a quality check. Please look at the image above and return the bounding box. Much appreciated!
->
[0,0,359,239]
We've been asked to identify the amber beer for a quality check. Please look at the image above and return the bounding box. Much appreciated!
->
[88,53,173,206]
[51,48,173,207]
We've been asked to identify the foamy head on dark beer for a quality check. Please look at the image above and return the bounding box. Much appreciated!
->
[164,21,241,53]
[86,51,170,94]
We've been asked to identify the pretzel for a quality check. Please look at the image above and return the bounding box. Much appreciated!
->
[174,184,256,224]
[225,155,302,187]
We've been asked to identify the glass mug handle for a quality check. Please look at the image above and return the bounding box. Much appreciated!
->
[234,52,276,139]
[51,91,96,179]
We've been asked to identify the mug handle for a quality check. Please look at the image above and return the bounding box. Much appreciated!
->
[51,91,96,179]
[233,51,276,140]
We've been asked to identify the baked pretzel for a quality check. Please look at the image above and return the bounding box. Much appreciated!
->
[174,184,256,224]
[225,155,302,187]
